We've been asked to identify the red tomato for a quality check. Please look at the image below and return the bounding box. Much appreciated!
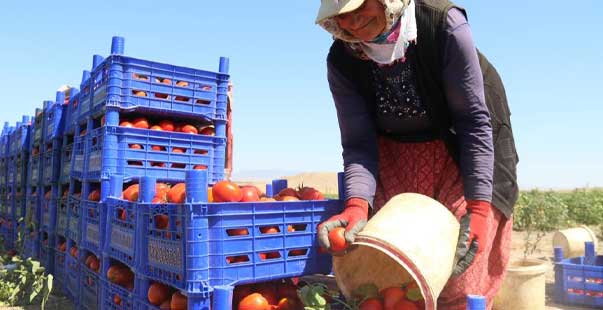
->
[123,184,140,202]
[159,120,175,131]
[132,117,149,129]
[194,165,207,170]
[180,124,198,134]
[241,185,263,198]
[152,145,165,152]
[199,126,215,136]
[227,228,249,236]
[148,282,171,306]
[88,189,101,202]
[154,214,169,230]
[129,144,143,150]
[212,181,242,202]
[298,187,325,201]
[167,183,186,203]
[120,121,133,128]
[172,148,185,153]
[260,226,279,234]
[155,183,170,202]
[240,186,260,202]
[176,81,189,87]
[328,227,347,252]
[238,293,269,310]
[381,287,406,310]
[360,298,384,310]
[277,188,299,199]
[393,299,419,310]
[150,125,163,131]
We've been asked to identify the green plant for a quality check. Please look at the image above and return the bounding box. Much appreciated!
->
[0,255,53,309]
[514,190,569,258]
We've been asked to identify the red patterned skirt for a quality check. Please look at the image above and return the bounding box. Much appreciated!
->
[373,138,513,310]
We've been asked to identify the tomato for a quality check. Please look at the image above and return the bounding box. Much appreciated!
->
[118,208,127,221]
[381,287,406,310]
[180,124,198,134]
[123,184,140,202]
[176,81,189,87]
[227,228,249,236]
[120,121,134,128]
[212,181,242,202]
[85,255,95,268]
[160,299,171,310]
[159,120,175,131]
[328,227,347,252]
[277,188,299,199]
[233,285,254,309]
[194,165,208,170]
[276,297,301,310]
[152,145,166,152]
[360,298,384,310]
[129,144,143,149]
[45,190,52,200]
[200,126,215,136]
[241,185,263,198]
[260,197,276,202]
[70,246,78,257]
[113,294,121,305]
[148,282,171,306]
[90,258,100,272]
[257,285,279,306]
[260,226,279,234]
[155,214,169,230]
[280,196,299,202]
[150,125,163,131]
[88,189,101,202]
[134,90,147,97]
[155,183,170,202]
[167,183,186,203]
[393,299,419,310]
[299,187,325,201]
[162,78,172,85]
[172,147,185,153]
[132,117,149,129]
[171,292,187,310]
[80,129,87,136]
[240,186,260,202]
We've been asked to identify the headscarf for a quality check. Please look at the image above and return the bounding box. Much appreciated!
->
[319,0,416,64]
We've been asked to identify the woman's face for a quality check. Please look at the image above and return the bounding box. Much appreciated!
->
[334,0,386,41]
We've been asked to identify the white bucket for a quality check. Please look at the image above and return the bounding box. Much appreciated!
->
[332,193,460,310]
[552,225,598,258]
[493,258,549,310]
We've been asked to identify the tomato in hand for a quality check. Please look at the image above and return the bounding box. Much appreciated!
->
[328,227,347,252]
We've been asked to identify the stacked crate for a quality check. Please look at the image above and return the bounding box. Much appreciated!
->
[555,242,603,308]
[0,123,13,246]
[7,116,32,250]
[23,112,42,259]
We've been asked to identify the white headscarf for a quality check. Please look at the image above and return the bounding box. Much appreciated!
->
[319,0,416,64]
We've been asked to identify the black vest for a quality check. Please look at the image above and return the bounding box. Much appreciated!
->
[327,0,519,218]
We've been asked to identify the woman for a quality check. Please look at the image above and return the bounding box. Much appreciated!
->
[315,0,519,308]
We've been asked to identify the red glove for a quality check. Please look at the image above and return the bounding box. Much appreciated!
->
[452,200,491,276]
[318,198,369,252]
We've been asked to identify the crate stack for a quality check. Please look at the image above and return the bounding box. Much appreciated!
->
[6,116,32,250]
[23,111,43,259]
[0,123,13,246]
[555,242,603,308]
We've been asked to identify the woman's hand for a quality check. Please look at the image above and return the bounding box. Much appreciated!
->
[452,200,491,276]
[317,198,369,253]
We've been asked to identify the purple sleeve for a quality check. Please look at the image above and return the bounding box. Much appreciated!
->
[326,61,379,206]
[442,8,494,202]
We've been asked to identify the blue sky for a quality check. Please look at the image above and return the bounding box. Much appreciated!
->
[0,1,601,189]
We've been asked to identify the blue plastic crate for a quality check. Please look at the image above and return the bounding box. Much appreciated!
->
[80,179,108,256]
[131,172,343,293]
[42,147,62,185]
[44,101,66,142]
[27,153,41,188]
[67,194,82,243]
[40,185,58,233]
[105,196,138,269]
[12,196,26,222]
[56,196,69,238]
[134,276,218,310]
[71,132,87,179]
[84,125,226,182]
[59,140,73,184]
[102,278,135,310]
[54,237,67,284]
[555,243,603,308]
[23,236,39,260]
[33,106,47,145]
[88,37,229,120]
[80,255,102,310]
[77,69,94,123]
[39,231,54,273]
[9,117,31,157]
[64,239,81,304]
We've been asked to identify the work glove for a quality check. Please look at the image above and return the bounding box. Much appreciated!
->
[452,200,491,276]
[318,198,369,253]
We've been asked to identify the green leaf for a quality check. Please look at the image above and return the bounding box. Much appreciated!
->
[352,283,380,301]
